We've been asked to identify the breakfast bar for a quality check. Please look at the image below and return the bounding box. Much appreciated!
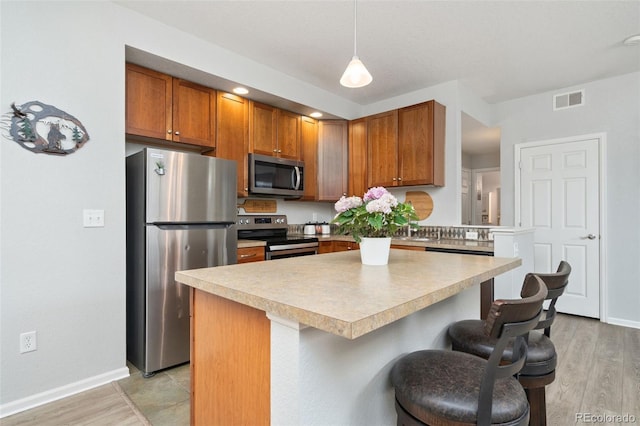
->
[176,249,521,425]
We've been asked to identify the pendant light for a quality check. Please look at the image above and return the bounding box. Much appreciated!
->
[340,0,372,88]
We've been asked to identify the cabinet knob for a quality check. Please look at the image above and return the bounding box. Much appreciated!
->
[167,130,172,134]
[273,149,278,153]
[392,177,397,181]
[278,149,282,153]
[174,131,180,136]
[398,177,402,181]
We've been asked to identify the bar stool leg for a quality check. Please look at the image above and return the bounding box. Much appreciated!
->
[525,387,546,426]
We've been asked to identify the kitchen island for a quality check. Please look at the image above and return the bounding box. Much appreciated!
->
[176,249,521,425]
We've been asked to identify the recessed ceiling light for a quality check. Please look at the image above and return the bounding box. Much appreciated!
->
[623,34,640,46]
[233,87,249,95]
[310,112,323,118]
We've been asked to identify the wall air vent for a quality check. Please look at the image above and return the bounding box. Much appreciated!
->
[553,89,585,111]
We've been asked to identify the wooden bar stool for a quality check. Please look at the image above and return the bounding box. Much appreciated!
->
[390,274,548,426]
[448,261,571,426]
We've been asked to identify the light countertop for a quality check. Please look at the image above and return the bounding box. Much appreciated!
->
[176,250,520,339]
[237,239,266,248]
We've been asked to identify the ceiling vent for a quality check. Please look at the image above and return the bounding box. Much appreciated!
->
[553,89,585,111]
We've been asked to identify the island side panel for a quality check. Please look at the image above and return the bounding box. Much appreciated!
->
[190,289,270,425]
[270,285,480,425]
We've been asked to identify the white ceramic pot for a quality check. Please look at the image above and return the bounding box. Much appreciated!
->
[304,225,316,235]
[359,237,392,265]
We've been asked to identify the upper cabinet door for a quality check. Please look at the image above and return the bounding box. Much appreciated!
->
[348,118,367,197]
[367,110,398,188]
[126,63,216,149]
[172,79,216,148]
[318,120,348,201]
[398,100,446,186]
[398,101,433,186]
[126,63,172,141]
[276,110,301,160]
[215,92,249,197]
[300,116,318,201]
[250,102,278,156]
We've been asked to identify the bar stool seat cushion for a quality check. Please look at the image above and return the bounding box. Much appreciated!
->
[448,319,557,376]
[391,349,529,425]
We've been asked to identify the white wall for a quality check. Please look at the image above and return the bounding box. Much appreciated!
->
[0,1,129,413]
[0,0,386,413]
[493,72,640,325]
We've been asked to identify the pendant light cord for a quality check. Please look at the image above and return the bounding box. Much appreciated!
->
[353,0,358,56]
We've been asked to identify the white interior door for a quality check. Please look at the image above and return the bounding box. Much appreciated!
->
[518,136,601,318]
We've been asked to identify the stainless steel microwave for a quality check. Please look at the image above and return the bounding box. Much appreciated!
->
[249,153,304,198]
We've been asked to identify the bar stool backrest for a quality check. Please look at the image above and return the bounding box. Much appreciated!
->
[476,274,548,425]
[524,260,571,337]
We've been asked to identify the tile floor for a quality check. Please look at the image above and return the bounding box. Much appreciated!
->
[118,362,190,426]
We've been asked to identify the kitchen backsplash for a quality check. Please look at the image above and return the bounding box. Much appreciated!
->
[289,224,493,241]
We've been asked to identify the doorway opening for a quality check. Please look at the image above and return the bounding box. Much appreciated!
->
[461,112,501,225]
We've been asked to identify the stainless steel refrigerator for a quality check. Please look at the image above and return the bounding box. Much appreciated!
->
[126,147,237,376]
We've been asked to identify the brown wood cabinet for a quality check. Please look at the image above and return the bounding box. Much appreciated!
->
[237,246,265,264]
[125,63,216,148]
[191,290,270,425]
[367,110,398,187]
[366,100,445,188]
[318,240,334,254]
[300,116,318,201]
[318,120,348,201]
[332,240,360,252]
[397,100,445,186]
[348,118,367,197]
[250,102,301,160]
[215,92,249,197]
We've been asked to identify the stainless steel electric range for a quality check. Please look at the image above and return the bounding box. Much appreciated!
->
[236,214,319,260]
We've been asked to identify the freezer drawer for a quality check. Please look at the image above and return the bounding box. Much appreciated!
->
[129,224,237,374]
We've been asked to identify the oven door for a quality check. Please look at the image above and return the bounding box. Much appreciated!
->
[266,242,318,260]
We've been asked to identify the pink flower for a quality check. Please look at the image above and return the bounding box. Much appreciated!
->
[334,195,363,213]
[363,186,390,202]
[365,193,398,214]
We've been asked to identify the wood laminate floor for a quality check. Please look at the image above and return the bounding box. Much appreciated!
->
[546,314,640,425]
[2,314,639,425]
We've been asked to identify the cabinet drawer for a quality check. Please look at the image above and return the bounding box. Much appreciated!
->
[237,246,265,263]
[332,241,359,252]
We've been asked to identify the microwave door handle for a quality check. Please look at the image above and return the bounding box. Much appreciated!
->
[292,166,301,190]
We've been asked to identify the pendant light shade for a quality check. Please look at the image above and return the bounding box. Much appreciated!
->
[340,0,372,88]
[340,56,373,88]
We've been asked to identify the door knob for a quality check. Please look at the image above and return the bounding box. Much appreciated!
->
[585,234,597,240]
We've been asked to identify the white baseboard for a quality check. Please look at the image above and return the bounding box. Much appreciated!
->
[0,367,130,418]
[606,316,640,330]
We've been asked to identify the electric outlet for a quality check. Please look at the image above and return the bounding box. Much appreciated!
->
[83,209,104,228]
[20,331,37,353]
[312,212,318,222]
[465,231,478,240]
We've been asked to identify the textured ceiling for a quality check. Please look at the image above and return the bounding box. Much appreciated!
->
[116,1,639,154]
[116,0,640,105]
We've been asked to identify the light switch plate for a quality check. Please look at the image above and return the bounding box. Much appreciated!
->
[83,209,104,227]
[465,231,478,240]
